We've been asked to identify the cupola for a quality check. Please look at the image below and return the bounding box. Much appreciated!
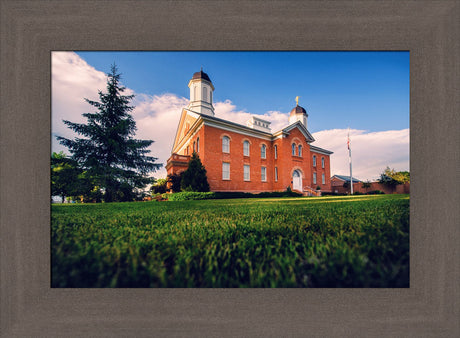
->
[187,68,215,116]
[288,96,308,128]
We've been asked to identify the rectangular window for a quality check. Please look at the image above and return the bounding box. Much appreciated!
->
[261,167,267,182]
[321,157,325,168]
[313,172,317,185]
[261,145,266,159]
[322,173,325,184]
[275,167,278,181]
[274,145,277,159]
[244,165,250,181]
[222,162,230,180]
[313,156,316,167]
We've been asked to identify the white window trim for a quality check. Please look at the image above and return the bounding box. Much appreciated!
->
[222,136,230,153]
[261,145,266,159]
[321,157,325,168]
[244,164,250,181]
[313,172,317,185]
[274,145,277,159]
[243,141,250,157]
[222,162,230,180]
[322,173,325,184]
[275,167,278,182]
[261,166,267,182]
[313,155,316,167]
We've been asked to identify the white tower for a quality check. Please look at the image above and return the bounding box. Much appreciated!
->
[187,69,215,116]
[288,96,308,128]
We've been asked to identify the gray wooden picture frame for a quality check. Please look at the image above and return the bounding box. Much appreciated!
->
[1,0,459,336]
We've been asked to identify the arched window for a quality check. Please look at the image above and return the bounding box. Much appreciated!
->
[194,86,198,101]
[292,143,296,156]
[321,157,325,168]
[243,140,250,156]
[197,137,200,152]
[274,145,278,159]
[203,87,207,101]
[298,145,302,157]
[261,144,266,159]
[313,155,317,167]
[210,91,212,103]
[193,141,196,152]
[222,136,230,153]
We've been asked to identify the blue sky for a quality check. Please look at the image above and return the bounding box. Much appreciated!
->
[76,51,409,133]
[52,51,409,181]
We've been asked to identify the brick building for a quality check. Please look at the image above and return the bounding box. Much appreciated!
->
[166,70,333,194]
[331,175,410,194]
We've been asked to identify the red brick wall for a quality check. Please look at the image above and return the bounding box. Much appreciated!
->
[331,180,410,194]
[310,150,331,192]
[167,123,332,193]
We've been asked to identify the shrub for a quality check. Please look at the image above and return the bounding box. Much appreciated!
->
[167,191,216,201]
[180,152,210,192]
[167,172,183,193]
[366,190,385,195]
[165,189,303,201]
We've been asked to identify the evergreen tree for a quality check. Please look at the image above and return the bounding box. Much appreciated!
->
[56,64,161,202]
[167,172,183,193]
[180,152,210,192]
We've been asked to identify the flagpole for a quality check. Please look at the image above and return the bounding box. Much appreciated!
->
[348,128,353,195]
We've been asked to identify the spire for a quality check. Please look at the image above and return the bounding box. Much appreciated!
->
[295,96,299,106]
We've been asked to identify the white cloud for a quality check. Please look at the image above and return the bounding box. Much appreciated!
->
[214,100,288,132]
[52,52,108,140]
[52,52,409,182]
[312,128,410,181]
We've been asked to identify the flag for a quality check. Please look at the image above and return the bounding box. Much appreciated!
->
[347,131,350,150]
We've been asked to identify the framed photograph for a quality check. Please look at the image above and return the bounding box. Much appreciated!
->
[1,0,458,336]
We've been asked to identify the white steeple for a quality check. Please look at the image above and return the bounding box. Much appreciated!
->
[187,68,215,116]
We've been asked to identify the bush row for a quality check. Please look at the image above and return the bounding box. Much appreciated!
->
[321,190,385,196]
[163,190,303,201]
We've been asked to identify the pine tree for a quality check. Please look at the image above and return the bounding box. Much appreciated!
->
[57,64,161,202]
[180,152,210,192]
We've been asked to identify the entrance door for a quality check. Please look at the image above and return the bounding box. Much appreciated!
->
[292,170,302,191]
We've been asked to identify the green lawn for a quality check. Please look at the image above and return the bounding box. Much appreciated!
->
[51,194,409,287]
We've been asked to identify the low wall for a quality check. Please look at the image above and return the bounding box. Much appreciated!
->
[331,181,410,194]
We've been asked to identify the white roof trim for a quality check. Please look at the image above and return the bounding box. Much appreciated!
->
[282,122,315,142]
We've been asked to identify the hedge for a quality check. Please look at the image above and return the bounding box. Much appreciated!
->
[163,190,303,201]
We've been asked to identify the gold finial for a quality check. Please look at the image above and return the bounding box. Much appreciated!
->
[295,96,299,106]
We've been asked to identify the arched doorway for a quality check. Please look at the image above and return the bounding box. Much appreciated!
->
[292,170,302,191]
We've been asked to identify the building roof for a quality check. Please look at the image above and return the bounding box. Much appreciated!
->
[310,145,333,155]
[192,70,211,82]
[331,175,362,183]
[290,105,308,117]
